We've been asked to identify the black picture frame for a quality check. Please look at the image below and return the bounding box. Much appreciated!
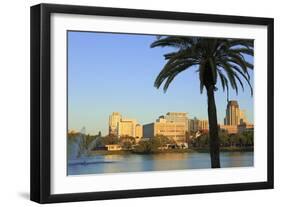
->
[30,3,274,204]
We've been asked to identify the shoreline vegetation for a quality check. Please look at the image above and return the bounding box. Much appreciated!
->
[68,130,254,157]
[88,146,254,156]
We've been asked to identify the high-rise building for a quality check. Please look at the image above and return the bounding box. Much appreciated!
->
[189,117,209,132]
[109,112,143,138]
[117,118,137,137]
[109,112,122,136]
[189,117,199,132]
[198,119,209,131]
[224,100,249,125]
[164,112,189,131]
[224,100,240,125]
[143,112,187,144]
[221,100,252,134]
[135,124,143,138]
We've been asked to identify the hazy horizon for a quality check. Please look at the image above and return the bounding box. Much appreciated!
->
[68,31,254,135]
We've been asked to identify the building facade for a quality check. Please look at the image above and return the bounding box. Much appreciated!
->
[189,117,199,132]
[143,112,187,144]
[105,144,122,151]
[117,118,137,138]
[164,112,189,131]
[239,110,249,125]
[198,119,209,131]
[238,123,254,133]
[189,117,209,132]
[224,100,249,125]
[219,124,238,134]
[221,100,252,134]
[109,112,122,136]
[135,124,143,138]
[108,112,143,138]
[224,100,240,125]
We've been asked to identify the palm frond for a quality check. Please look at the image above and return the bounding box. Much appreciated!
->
[219,62,239,94]
[150,36,195,49]
[218,70,229,93]
[154,62,195,92]
[226,39,254,49]
[228,48,254,56]
[151,36,254,95]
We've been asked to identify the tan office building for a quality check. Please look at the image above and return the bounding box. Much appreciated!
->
[224,100,249,126]
[189,117,209,132]
[109,112,143,138]
[117,118,137,138]
[239,110,249,124]
[198,119,209,131]
[163,112,188,131]
[224,100,240,125]
[219,124,238,134]
[222,100,252,134]
[135,124,143,138]
[238,123,254,133]
[143,113,187,144]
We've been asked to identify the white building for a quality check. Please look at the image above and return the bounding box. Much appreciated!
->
[109,112,143,138]
[109,112,122,136]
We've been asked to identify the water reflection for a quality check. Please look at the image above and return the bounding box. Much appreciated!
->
[221,152,254,167]
[68,152,253,175]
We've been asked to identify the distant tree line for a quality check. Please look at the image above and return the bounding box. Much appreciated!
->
[93,134,175,153]
[189,131,254,148]
[68,133,177,153]
[68,130,253,154]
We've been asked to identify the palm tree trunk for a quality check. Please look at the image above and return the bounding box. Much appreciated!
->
[206,85,221,168]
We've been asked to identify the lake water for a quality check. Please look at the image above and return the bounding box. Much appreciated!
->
[67,151,253,175]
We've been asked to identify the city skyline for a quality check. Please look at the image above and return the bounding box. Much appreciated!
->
[69,103,251,136]
[68,31,254,135]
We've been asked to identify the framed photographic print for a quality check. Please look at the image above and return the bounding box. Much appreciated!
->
[30,3,274,203]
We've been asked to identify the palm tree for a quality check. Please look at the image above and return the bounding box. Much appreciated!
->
[150,36,253,168]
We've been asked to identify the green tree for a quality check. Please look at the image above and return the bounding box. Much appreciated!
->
[98,135,118,147]
[231,133,242,147]
[134,138,161,153]
[151,37,253,168]
[120,136,136,145]
[219,131,230,147]
[197,133,209,147]
[242,131,254,146]
[120,136,136,150]
[154,134,174,148]
[122,141,133,150]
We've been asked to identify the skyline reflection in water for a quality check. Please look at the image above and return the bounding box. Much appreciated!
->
[67,151,253,175]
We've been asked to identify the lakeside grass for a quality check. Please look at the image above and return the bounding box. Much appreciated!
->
[89,146,253,155]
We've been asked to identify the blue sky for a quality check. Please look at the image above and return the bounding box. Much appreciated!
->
[68,31,254,135]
